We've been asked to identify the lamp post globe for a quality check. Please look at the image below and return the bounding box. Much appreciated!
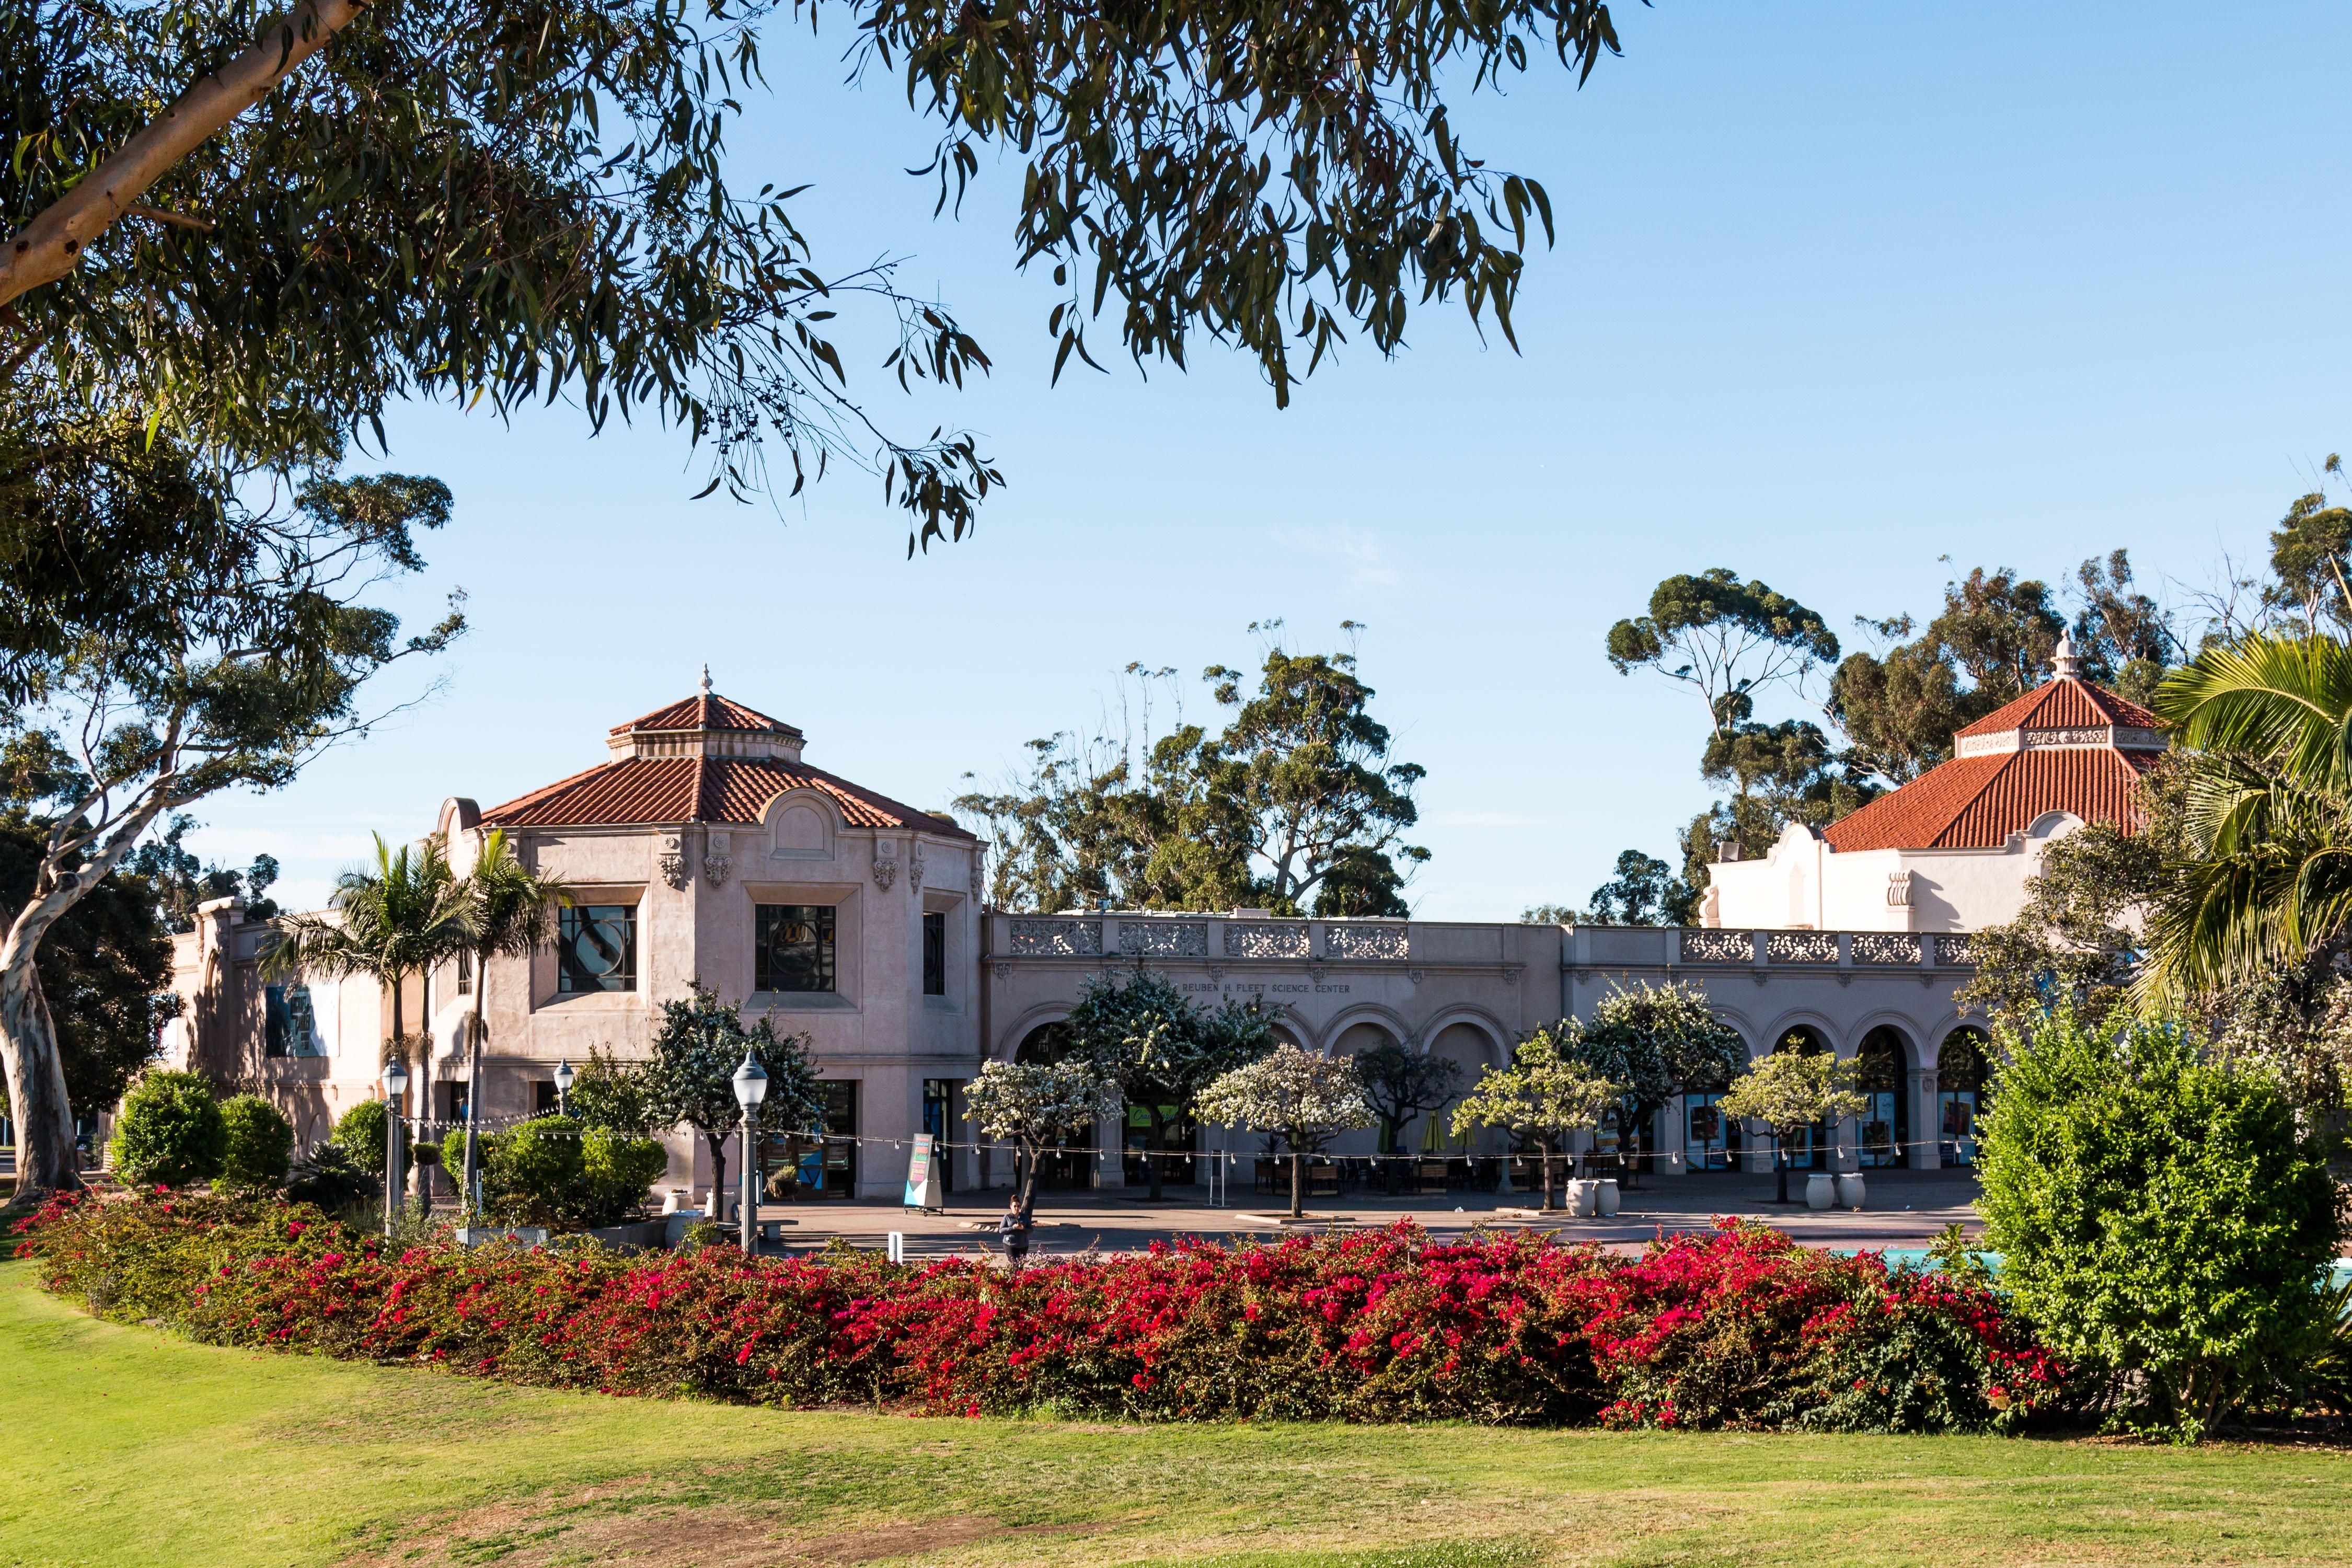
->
[552,1057,575,1118]
[381,1059,410,1237]
[732,1053,768,1254]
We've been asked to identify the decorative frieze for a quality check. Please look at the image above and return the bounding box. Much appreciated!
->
[1119,920,1209,958]
[871,853,898,891]
[1765,931,1839,965]
[1223,920,1310,959]
[908,845,925,892]
[1680,928,1754,964]
[659,835,689,892]
[702,832,732,889]
[1851,932,1923,965]
[1933,935,1978,966]
[1009,918,1102,957]
[1323,924,1409,961]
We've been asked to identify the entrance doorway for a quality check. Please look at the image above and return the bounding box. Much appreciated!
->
[1938,1029,1990,1165]
[1855,1027,1910,1168]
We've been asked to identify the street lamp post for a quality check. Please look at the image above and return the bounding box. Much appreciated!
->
[553,1058,575,1119]
[731,1052,768,1256]
[381,1058,409,1238]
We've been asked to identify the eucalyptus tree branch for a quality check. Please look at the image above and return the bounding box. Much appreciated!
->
[0,0,373,307]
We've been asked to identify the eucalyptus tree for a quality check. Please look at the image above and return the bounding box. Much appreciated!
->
[1352,1040,1462,1163]
[5,0,1637,551]
[264,833,470,1211]
[643,983,822,1217]
[452,829,573,1206]
[1062,967,1276,1200]
[1449,1037,1617,1212]
[1196,1044,1374,1218]
[1717,1052,1867,1206]
[0,452,457,1201]
[1565,981,1746,1185]
[964,1059,1122,1220]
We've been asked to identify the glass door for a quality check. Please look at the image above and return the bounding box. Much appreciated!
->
[1859,1090,1902,1168]
[1939,1091,1980,1166]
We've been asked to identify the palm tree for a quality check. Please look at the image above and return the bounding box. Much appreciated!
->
[264,834,469,1213]
[452,829,572,1207]
[2145,632,2352,999]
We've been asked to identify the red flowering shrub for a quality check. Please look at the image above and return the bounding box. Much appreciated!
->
[11,1196,2060,1431]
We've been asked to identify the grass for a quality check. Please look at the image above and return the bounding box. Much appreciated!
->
[2,1264,2348,1568]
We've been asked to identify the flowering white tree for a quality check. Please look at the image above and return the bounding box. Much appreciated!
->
[1718,1051,1870,1204]
[963,1060,1121,1220]
[1195,1045,1375,1217]
[1450,1039,1621,1212]
[1564,980,1746,1186]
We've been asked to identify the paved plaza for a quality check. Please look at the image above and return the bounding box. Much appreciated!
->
[750,1167,1985,1262]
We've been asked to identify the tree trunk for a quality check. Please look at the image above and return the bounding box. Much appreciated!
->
[705,1129,728,1223]
[0,959,78,1200]
[1288,1141,1304,1218]
[1017,1147,1039,1221]
[413,970,433,1218]
[1540,1138,1557,1212]
[0,792,178,1203]
[461,973,488,1214]
[1774,1135,1789,1204]
[1145,1104,1166,1202]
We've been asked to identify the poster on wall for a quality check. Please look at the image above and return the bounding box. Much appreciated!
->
[903,1133,942,1212]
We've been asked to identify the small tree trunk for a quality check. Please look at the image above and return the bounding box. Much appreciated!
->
[461,974,489,1213]
[1017,1146,1040,1220]
[705,1129,728,1223]
[1774,1135,1789,1205]
[1288,1141,1304,1218]
[1145,1105,1167,1202]
[1540,1139,1558,1212]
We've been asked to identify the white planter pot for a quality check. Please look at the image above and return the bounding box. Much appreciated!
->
[1835,1173,1867,1210]
[1564,1179,1598,1217]
[1805,1173,1835,1210]
[1595,1179,1620,1217]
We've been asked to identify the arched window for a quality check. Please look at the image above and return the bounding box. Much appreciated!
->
[1855,1027,1910,1169]
[1937,1028,1990,1166]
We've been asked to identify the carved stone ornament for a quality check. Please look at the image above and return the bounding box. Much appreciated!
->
[993,961,1012,981]
[1502,965,1522,986]
[659,836,690,892]
[1307,963,1325,985]
[1408,967,1425,985]
[871,851,898,891]
[970,855,985,900]
[702,832,732,889]
[1206,965,1225,983]
[908,844,926,892]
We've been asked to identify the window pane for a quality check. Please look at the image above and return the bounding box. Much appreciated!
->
[756,904,835,992]
[922,912,946,996]
[557,905,637,993]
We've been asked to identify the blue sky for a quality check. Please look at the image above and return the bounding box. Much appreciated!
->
[191,2,2352,917]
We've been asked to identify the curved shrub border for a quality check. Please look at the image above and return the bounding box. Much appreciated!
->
[11,1191,2063,1431]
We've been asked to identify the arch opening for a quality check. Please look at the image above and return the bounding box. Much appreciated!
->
[1855,1025,1911,1169]
[1937,1027,1991,1167]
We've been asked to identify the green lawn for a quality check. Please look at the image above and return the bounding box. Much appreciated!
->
[2,1263,2347,1568]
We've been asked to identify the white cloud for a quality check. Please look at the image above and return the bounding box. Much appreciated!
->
[1272,526,1403,594]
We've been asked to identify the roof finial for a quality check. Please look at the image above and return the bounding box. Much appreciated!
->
[698,663,712,696]
[2051,631,2081,680]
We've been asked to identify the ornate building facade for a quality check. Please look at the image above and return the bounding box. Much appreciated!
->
[167,648,2157,1195]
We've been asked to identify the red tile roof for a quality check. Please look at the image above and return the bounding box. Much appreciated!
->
[480,756,974,838]
[1953,677,2160,739]
[1823,745,2158,851]
[610,694,801,737]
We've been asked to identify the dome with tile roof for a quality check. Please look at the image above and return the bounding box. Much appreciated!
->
[1820,634,2166,853]
[479,674,972,838]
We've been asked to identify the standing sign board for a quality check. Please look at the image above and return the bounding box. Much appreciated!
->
[903,1133,942,1212]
